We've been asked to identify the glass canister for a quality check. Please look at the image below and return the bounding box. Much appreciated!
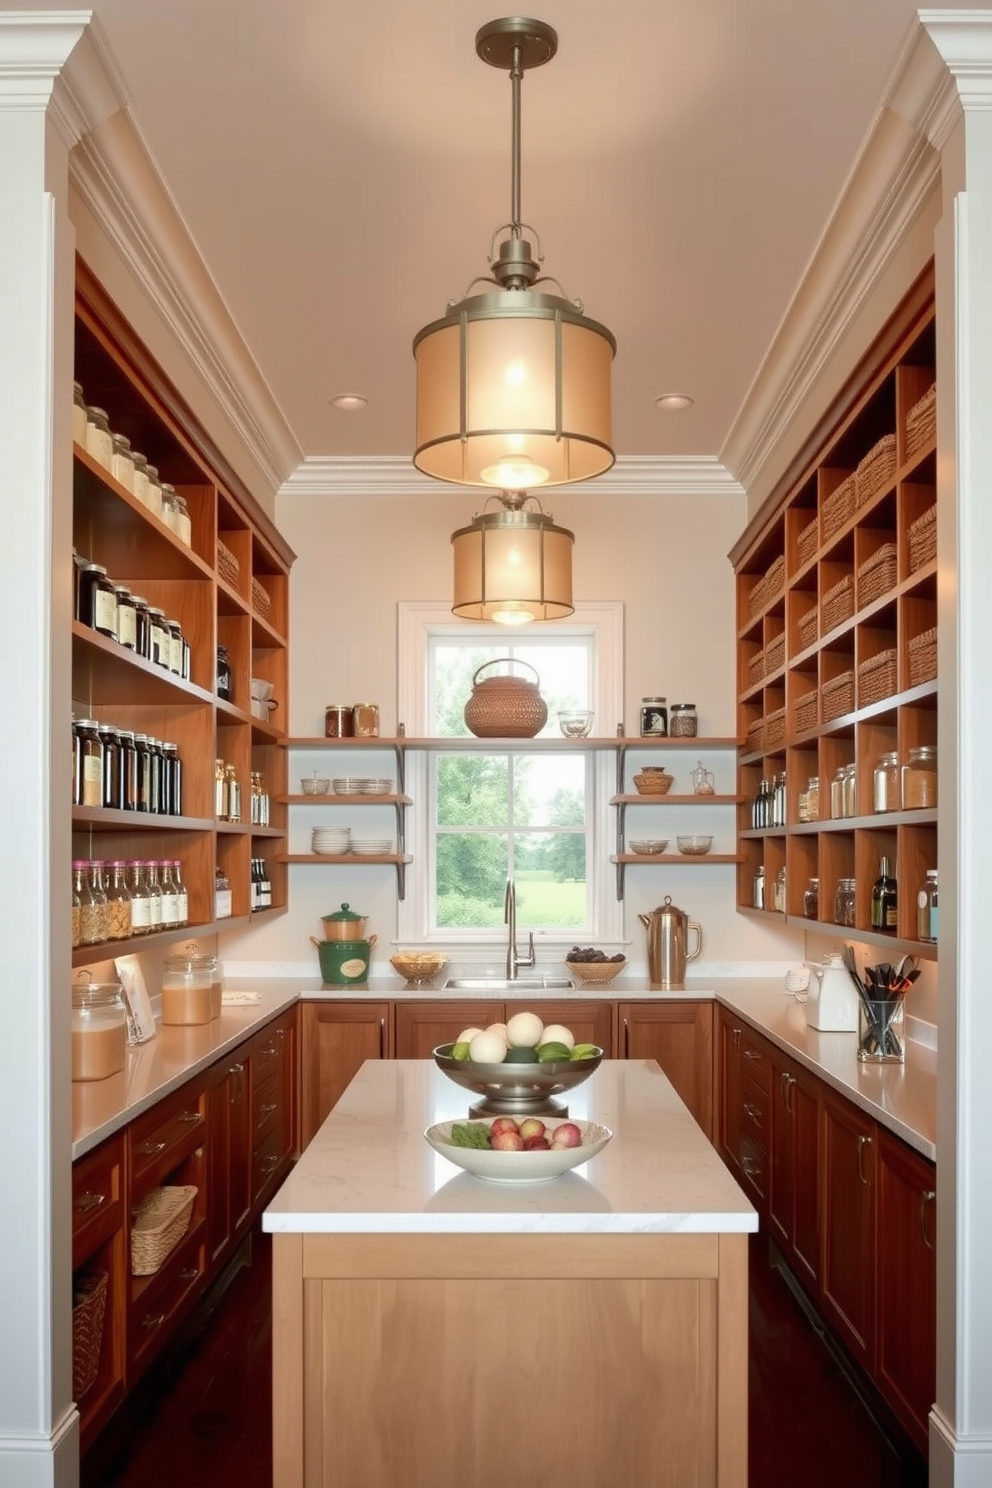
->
[902,744,937,809]
[773,866,787,913]
[127,860,152,935]
[669,702,698,737]
[111,432,135,493]
[873,751,900,813]
[160,482,180,533]
[174,495,192,548]
[72,978,127,1081]
[131,451,150,507]
[104,860,132,940]
[169,946,224,1019]
[144,463,164,518]
[806,776,820,822]
[833,877,857,927]
[84,405,113,470]
[71,868,81,948]
[324,704,355,738]
[803,877,820,919]
[72,381,88,444]
[161,949,213,1026]
[639,697,668,737]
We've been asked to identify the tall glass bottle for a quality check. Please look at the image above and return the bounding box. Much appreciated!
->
[171,860,189,927]
[144,859,164,931]
[127,861,152,935]
[105,860,133,941]
[870,856,898,932]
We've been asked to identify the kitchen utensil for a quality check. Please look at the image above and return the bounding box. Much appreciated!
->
[320,902,369,941]
[310,934,376,984]
[806,951,860,1031]
[424,1117,612,1183]
[638,896,702,987]
[463,658,548,739]
[432,1043,603,1119]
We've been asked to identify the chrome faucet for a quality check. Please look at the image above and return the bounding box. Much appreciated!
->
[505,878,535,981]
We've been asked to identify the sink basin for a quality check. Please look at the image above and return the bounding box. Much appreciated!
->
[442,977,575,991]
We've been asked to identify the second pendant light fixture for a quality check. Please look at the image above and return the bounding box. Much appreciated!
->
[412,17,616,625]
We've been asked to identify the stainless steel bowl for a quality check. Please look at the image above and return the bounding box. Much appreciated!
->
[433,1043,603,1118]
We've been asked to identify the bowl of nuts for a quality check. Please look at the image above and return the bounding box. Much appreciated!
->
[565,948,627,984]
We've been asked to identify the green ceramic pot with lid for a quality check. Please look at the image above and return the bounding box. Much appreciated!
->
[310,935,377,984]
[320,902,369,942]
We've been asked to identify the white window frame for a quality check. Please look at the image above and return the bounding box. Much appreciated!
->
[396,602,625,952]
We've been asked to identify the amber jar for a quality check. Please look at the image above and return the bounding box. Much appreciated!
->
[902,745,937,809]
[325,704,355,738]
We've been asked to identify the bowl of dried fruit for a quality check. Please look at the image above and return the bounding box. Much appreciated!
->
[565,948,627,984]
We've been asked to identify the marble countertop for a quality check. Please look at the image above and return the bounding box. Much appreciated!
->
[262,1058,759,1236]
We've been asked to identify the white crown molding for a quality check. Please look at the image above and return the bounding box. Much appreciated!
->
[920,11,992,114]
[721,16,951,497]
[279,453,744,500]
[0,12,92,137]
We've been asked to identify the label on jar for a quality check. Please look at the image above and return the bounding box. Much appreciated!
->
[82,755,102,806]
[129,895,151,930]
[117,603,136,649]
[169,633,183,674]
[94,588,117,636]
[85,424,113,469]
[640,704,668,736]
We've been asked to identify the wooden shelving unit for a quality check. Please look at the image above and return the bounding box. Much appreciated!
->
[730,268,938,950]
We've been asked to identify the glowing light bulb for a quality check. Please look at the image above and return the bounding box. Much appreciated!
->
[480,454,550,489]
[504,361,527,388]
[491,604,535,625]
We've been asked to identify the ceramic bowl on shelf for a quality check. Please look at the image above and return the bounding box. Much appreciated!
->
[432,1044,603,1119]
[676,834,713,855]
[628,839,669,855]
[424,1117,612,1183]
[332,778,365,795]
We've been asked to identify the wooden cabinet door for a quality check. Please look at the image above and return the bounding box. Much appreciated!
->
[875,1128,936,1455]
[300,1001,392,1147]
[717,1008,744,1176]
[72,1134,126,1450]
[768,1051,820,1295]
[207,1053,252,1272]
[532,999,614,1055]
[767,1054,794,1255]
[619,1001,714,1137]
[393,1000,505,1060]
[821,1088,876,1371]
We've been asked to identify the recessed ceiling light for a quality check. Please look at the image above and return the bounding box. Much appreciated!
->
[329,393,368,412]
[654,393,694,412]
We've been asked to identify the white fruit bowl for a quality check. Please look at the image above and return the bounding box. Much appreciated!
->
[432,1044,603,1119]
[424,1118,612,1183]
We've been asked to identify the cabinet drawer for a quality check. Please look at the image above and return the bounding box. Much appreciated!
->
[739,1031,771,1094]
[73,1136,124,1269]
[252,1070,281,1146]
[739,1133,768,1201]
[252,1017,290,1085]
[251,1125,285,1206]
[129,1082,207,1195]
[128,1228,206,1379]
[740,1074,770,1147]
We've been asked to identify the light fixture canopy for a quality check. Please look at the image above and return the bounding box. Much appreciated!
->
[413,17,615,491]
[451,491,574,624]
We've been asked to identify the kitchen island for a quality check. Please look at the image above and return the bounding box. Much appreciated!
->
[263,1057,757,1488]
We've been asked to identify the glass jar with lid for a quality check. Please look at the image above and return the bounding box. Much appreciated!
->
[166,618,184,676]
[72,380,88,443]
[806,776,820,822]
[114,585,137,651]
[170,859,189,927]
[873,751,900,813]
[830,763,857,819]
[158,860,180,926]
[131,451,150,507]
[97,724,121,809]
[160,482,181,533]
[78,563,117,639]
[144,860,164,930]
[639,697,668,736]
[833,877,857,927]
[71,977,127,1081]
[73,719,103,807]
[773,866,787,913]
[803,877,820,919]
[84,405,113,470]
[162,949,213,1026]
[669,702,698,737]
[144,462,164,518]
[147,607,170,667]
[127,861,152,934]
[902,744,937,809]
[111,432,135,493]
[131,594,151,659]
[104,860,132,940]
[174,494,192,547]
[86,861,109,943]
[71,867,82,948]
[73,861,102,945]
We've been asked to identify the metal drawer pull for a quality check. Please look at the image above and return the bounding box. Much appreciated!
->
[178,1111,201,1124]
[741,1155,761,1179]
[259,1102,278,1117]
[75,1192,106,1214]
[781,1072,795,1114]
[733,1027,741,1051]
[260,1154,279,1174]
[921,1189,936,1250]
[141,1312,166,1329]
[743,1100,761,1122]
[137,1140,167,1156]
[258,1044,277,1058]
[743,1048,762,1065]
[178,1267,199,1281]
[857,1134,872,1185]
[228,1062,244,1076]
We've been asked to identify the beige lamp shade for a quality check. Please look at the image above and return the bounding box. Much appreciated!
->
[414,291,615,488]
[451,506,574,624]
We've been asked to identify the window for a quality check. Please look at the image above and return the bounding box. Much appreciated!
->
[397,604,623,948]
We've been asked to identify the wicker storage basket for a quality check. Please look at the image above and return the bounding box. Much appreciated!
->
[795,688,819,735]
[822,475,855,540]
[216,539,240,588]
[567,958,626,985]
[764,554,785,604]
[821,574,854,634]
[821,671,855,722]
[747,649,765,688]
[463,658,548,738]
[633,769,675,796]
[72,1271,108,1401]
[745,718,764,754]
[858,649,899,707]
[905,383,936,459]
[764,707,786,749]
[857,542,898,609]
[908,627,937,687]
[764,634,785,676]
[747,572,766,619]
[855,434,897,508]
[797,517,818,569]
[909,505,937,572]
[131,1185,197,1276]
[798,607,819,651]
[251,576,272,619]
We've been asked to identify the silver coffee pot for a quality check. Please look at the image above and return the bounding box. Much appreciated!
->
[637,896,702,987]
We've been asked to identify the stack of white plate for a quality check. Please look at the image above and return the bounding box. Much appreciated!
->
[332,778,365,795]
[361,778,393,794]
[349,835,392,856]
[311,827,351,855]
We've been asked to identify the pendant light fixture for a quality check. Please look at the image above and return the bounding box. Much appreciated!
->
[450,490,573,624]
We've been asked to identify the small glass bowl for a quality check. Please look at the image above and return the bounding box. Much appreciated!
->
[558,710,594,738]
[676,834,713,855]
[301,775,331,795]
[629,839,669,855]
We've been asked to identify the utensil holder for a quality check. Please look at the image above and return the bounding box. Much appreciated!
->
[857,997,905,1063]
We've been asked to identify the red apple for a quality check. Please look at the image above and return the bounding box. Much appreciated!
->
[489,1117,520,1140]
[523,1134,550,1151]
[518,1117,546,1143]
[491,1129,524,1151]
[549,1122,582,1149]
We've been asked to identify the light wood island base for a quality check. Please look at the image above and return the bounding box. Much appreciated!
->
[272,1229,748,1488]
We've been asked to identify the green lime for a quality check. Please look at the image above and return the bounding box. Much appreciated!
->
[570,1043,600,1061]
[504,1046,539,1064]
[450,1041,472,1061]
[536,1041,571,1063]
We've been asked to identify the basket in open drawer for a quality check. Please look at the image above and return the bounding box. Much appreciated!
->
[905,383,936,458]
[131,1185,197,1276]
[855,434,897,508]
[856,542,898,609]
[821,574,854,634]
[909,505,936,572]
[857,649,899,707]
[72,1270,108,1400]
[908,627,937,686]
[794,688,819,735]
[821,671,855,722]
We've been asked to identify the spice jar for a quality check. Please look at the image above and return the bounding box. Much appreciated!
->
[833,877,856,927]
[161,950,213,1026]
[127,861,152,935]
[324,704,355,739]
[902,744,937,809]
[131,451,150,507]
[74,720,103,808]
[111,432,135,493]
[803,877,820,919]
[873,751,900,813]
[216,645,233,702]
[114,586,137,651]
[160,482,180,533]
[72,381,88,445]
[78,563,117,639]
[174,494,192,548]
[144,463,164,518]
[773,866,787,914]
[639,697,668,737]
[87,861,109,943]
[104,860,132,940]
[71,978,127,1081]
[84,405,113,470]
[669,702,698,737]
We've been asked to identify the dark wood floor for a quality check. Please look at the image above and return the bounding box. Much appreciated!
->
[83,1228,928,1488]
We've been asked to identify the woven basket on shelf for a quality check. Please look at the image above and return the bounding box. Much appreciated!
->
[909,505,937,572]
[764,707,786,749]
[764,554,785,604]
[747,573,766,620]
[72,1271,108,1400]
[856,542,898,609]
[821,574,854,634]
[797,517,818,569]
[251,576,272,619]
[567,959,626,985]
[633,769,675,796]
[821,671,855,722]
[795,688,819,735]
[822,475,855,540]
[463,658,548,739]
[216,539,240,588]
[855,434,897,508]
[905,383,936,459]
[857,649,899,707]
[747,649,765,688]
[908,627,937,687]
[745,718,764,753]
[764,634,785,676]
[797,607,819,651]
[131,1185,197,1276]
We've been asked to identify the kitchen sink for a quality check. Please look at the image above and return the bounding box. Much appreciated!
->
[443,977,575,991]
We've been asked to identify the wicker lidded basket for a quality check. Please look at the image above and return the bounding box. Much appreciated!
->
[463,658,548,739]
